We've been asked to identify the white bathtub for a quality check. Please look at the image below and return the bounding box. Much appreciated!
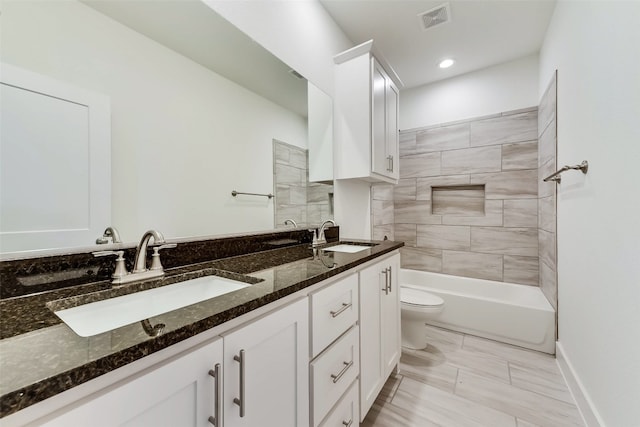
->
[400,269,556,354]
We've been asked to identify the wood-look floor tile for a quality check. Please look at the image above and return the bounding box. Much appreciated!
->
[455,371,584,426]
[462,334,557,369]
[393,376,517,427]
[399,350,458,393]
[516,418,541,427]
[361,398,440,427]
[509,362,574,404]
[377,373,404,403]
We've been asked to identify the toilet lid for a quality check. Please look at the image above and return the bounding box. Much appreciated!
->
[401,287,444,307]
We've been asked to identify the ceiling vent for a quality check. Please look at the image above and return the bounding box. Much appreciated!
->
[418,3,451,31]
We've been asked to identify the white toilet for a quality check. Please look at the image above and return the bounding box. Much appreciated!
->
[400,286,445,349]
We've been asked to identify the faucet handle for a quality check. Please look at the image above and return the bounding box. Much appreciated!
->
[92,250,128,279]
[149,244,176,271]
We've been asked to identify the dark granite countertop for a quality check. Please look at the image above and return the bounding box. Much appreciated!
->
[0,239,402,418]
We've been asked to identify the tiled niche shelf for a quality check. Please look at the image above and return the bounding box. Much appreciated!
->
[432,185,486,216]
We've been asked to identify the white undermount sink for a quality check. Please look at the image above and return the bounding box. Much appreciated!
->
[54,276,250,337]
[322,244,373,253]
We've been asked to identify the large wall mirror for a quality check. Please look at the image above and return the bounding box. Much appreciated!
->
[0,0,333,256]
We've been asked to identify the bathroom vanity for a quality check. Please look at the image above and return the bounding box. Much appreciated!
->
[0,231,402,427]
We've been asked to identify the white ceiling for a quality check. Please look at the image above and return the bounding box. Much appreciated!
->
[320,0,557,89]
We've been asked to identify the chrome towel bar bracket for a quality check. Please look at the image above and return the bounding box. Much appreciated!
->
[231,190,274,199]
[543,160,588,184]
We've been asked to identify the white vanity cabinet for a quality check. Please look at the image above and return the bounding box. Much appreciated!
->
[358,253,401,421]
[40,338,223,427]
[334,40,401,184]
[222,297,309,427]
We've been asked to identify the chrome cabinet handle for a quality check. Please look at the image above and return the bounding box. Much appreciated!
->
[387,266,393,292]
[233,350,245,417]
[208,363,221,426]
[390,155,394,173]
[386,155,392,172]
[342,420,353,427]
[330,360,354,384]
[382,268,389,295]
[330,302,352,318]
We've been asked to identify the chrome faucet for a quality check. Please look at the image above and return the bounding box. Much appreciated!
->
[317,219,337,245]
[93,229,176,285]
[96,226,122,244]
[284,219,298,228]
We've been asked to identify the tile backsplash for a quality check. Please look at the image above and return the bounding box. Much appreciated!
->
[373,107,541,286]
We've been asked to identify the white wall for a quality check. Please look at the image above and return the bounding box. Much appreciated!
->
[1,0,307,245]
[207,0,352,97]
[539,1,640,425]
[401,54,539,130]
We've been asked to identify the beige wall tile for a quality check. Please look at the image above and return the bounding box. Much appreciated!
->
[372,183,395,201]
[395,201,442,224]
[400,247,443,272]
[372,199,394,226]
[471,227,538,257]
[504,255,539,286]
[538,195,556,233]
[540,261,558,311]
[417,175,471,200]
[400,152,442,178]
[442,250,503,281]
[395,224,417,246]
[399,131,417,157]
[538,119,556,168]
[442,200,504,227]
[417,225,471,250]
[538,229,556,270]
[306,183,332,203]
[472,170,538,199]
[274,163,304,184]
[373,224,394,241]
[442,146,502,175]
[470,111,538,147]
[289,148,307,170]
[538,72,557,137]
[502,141,538,170]
[504,199,538,228]
[288,184,307,205]
[415,123,470,153]
[538,158,557,199]
[394,178,417,201]
[432,186,485,216]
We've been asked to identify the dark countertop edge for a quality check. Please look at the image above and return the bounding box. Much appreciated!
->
[0,242,402,418]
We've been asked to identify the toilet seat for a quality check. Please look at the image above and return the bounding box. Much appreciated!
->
[401,287,444,308]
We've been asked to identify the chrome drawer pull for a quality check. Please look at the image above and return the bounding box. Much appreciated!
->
[330,302,352,318]
[233,350,245,417]
[382,268,389,295]
[207,363,221,425]
[330,360,354,384]
[387,266,393,292]
[342,420,353,427]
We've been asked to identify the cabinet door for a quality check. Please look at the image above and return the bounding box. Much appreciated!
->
[223,298,309,427]
[381,254,401,377]
[41,338,223,427]
[371,58,388,177]
[386,80,400,180]
[358,260,384,420]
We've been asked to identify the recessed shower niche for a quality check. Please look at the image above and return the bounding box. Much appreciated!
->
[431,185,485,216]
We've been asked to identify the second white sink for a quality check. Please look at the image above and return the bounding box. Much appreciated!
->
[54,276,250,337]
[322,244,372,253]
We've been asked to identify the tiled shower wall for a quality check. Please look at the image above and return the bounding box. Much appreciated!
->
[538,72,558,309]
[273,140,333,229]
[373,108,541,286]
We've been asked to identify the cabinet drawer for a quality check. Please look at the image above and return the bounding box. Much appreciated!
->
[310,274,358,357]
[319,379,359,427]
[310,326,359,427]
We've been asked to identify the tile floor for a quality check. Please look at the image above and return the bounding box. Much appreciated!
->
[362,325,584,427]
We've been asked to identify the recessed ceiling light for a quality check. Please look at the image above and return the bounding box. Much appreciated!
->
[439,58,455,69]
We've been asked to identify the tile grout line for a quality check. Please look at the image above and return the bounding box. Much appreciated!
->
[453,367,460,394]
[507,361,513,385]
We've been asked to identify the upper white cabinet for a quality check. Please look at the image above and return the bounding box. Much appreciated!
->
[334,40,401,184]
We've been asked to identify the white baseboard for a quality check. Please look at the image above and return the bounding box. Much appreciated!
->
[555,341,605,427]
